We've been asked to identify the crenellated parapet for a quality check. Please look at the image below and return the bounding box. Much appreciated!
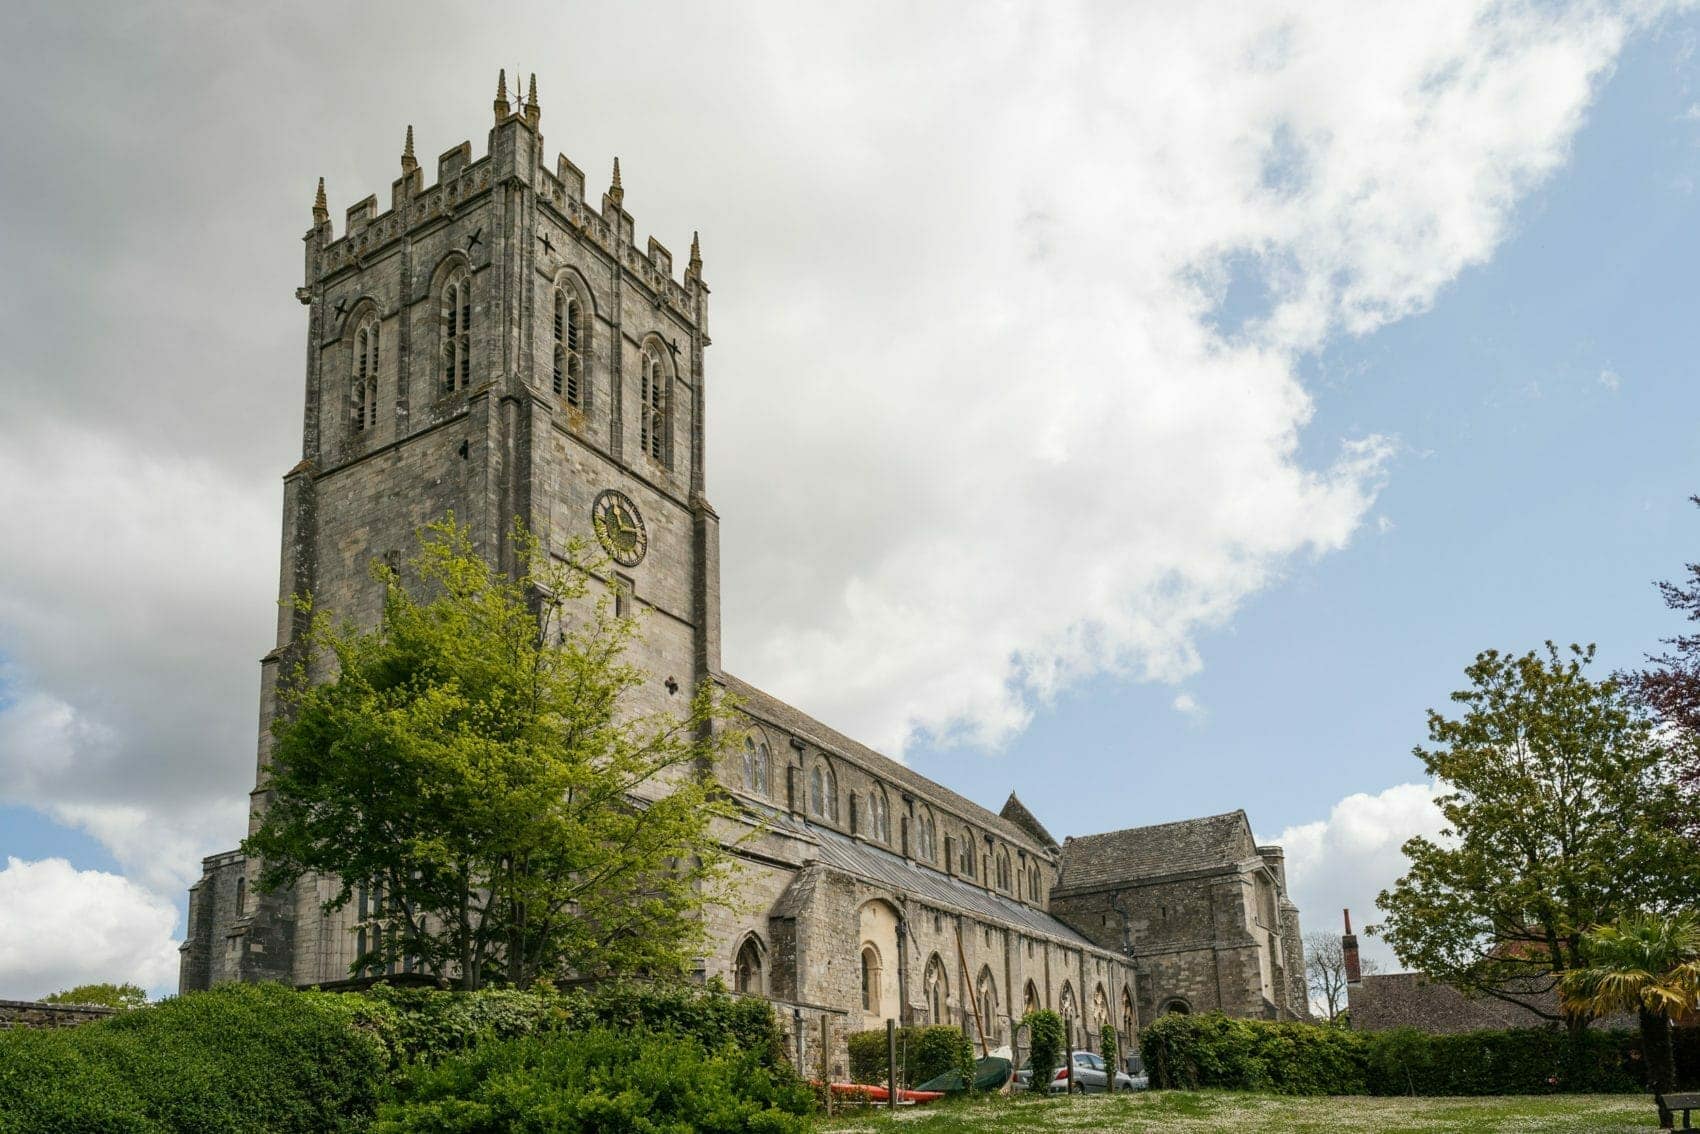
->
[304,70,705,324]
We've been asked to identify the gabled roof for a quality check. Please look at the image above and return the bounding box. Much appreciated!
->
[762,810,1104,951]
[1054,810,1257,894]
[722,673,1051,856]
[999,793,1058,850]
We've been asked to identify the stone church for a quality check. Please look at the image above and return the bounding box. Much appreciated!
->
[179,75,1308,1068]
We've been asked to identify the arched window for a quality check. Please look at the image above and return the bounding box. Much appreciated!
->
[552,286,585,406]
[440,266,472,392]
[234,876,246,916]
[741,737,769,797]
[1024,980,1040,1016]
[960,831,975,878]
[639,345,669,463]
[1121,988,1136,1044]
[809,763,837,821]
[1164,998,1191,1016]
[1058,982,1077,1024]
[995,851,1011,892]
[975,966,999,1044]
[924,954,948,1025]
[1092,985,1111,1035]
[734,935,764,995]
[1028,867,1041,903]
[916,811,936,862]
[869,788,889,844]
[861,944,882,1013]
[351,315,379,432]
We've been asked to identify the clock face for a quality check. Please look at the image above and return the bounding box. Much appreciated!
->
[592,489,648,567]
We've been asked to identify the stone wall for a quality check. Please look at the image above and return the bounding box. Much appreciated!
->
[0,1000,117,1029]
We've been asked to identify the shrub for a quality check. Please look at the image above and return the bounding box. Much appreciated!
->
[373,1027,813,1133]
[1023,1010,1064,1093]
[846,1025,972,1086]
[359,979,789,1070]
[1140,1011,1694,1097]
[0,982,391,1133]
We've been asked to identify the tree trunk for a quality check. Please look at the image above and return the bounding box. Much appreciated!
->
[1643,1007,1676,1130]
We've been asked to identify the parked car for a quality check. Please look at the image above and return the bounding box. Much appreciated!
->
[1013,1051,1145,1092]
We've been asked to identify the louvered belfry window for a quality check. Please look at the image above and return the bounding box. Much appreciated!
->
[553,288,584,406]
[441,269,471,392]
[351,317,379,431]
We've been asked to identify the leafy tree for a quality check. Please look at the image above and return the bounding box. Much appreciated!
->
[243,517,740,990]
[1099,1017,1119,1077]
[1561,911,1700,1129]
[1304,930,1378,1021]
[1627,496,1700,829]
[40,982,147,1010]
[1376,644,1698,1029]
[1022,1009,1064,1093]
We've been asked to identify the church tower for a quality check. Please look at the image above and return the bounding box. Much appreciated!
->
[180,74,722,989]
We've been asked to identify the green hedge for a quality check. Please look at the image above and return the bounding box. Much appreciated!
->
[373,1026,812,1133]
[846,1025,972,1086]
[0,982,391,1133]
[1140,1012,1699,1096]
[361,980,787,1068]
[0,980,796,1133]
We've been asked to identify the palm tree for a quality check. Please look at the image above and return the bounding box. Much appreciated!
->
[1560,911,1700,1129]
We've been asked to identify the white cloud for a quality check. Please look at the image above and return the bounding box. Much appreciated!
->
[0,425,272,891]
[0,857,181,1000]
[1376,515,1397,535]
[1600,368,1623,391]
[1269,782,1450,973]
[1171,693,1203,717]
[0,0,1673,909]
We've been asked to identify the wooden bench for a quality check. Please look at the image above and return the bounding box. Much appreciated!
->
[1658,1093,1700,1129]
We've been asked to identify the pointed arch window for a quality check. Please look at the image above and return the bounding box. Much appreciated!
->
[916,811,936,862]
[735,936,764,995]
[1029,867,1041,903]
[995,850,1011,892]
[1024,980,1040,1016]
[440,266,472,392]
[960,831,975,878]
[869,788,889,844]
[976,966,1000,1044]
[639,345,669,464]
[1121,988,1137,1045]
[1059,982,1078,1024]
[351,315,379,432]
[924,954,949,1025]
[742,737,769,798]
[809,763,838,821]
[552,286,585,406]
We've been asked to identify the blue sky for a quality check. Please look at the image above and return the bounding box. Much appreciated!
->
[904,20,1700,942]
[1,2,1696,996]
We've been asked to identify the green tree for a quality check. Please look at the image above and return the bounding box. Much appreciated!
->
[1561,912,1700,1129]
[1376,644,1698,1030]
[1022,1009,1064,1093]
[243,517,740,990]
[1100,1019,1119,1079]
[40,982,148,1010]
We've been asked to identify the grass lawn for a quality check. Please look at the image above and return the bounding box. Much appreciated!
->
[819,1090,1662,1133]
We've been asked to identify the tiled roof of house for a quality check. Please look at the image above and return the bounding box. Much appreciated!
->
[723,673,1051,856]
[1054,810,1256,894]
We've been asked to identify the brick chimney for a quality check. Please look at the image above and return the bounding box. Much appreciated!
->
[1342,908,1362,985]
